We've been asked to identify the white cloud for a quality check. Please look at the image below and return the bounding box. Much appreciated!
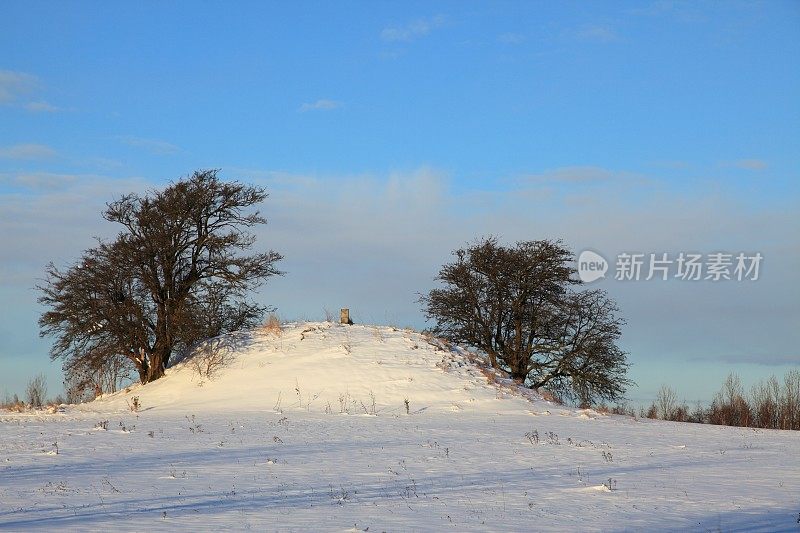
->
[0,172,152,283]
[117,136,181,155]
[299,99,343,112]
[651,160,691,169]
[734,159,768,171]
[498,33,526,45]
[695,353,800,367]
[0,143,57,160]
[573,24,619,43]
[381,15,446,42]
[242,166,800,388]
[24,101,60,113]
[3,172,77,191]
[0,70,65,113]
[627,1,705,23]
[1,166,796,401]
[522,166,617,183]
[79,156,125,171]
[0,69,38,103]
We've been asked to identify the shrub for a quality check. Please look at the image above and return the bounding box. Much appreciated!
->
[190,340,229,380]
[26,373,48,408]
[0,393,25,412]
[610,403,635,416]
[261,314,282,336]
[127,396,140,412]
[709,374,752,427]
[688,402,707,424]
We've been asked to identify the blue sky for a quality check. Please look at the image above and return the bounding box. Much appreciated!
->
[1,1,798,405]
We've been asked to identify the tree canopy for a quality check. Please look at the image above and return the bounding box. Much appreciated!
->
[421,237,630,404]
[39,170,283,391]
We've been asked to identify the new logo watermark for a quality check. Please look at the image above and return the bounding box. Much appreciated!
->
[577,250,762,283]
[577,250,608,283]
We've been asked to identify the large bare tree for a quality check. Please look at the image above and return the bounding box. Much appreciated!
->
[421,237,630,403]
[39,170,283,386]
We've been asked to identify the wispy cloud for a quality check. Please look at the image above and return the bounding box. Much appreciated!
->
[694,353,800,367]
[0,70,65,112]
[0,143,57,160]
[381,15,446,42]
[498,33,525,45]
[24,101,60,113]
[523,166,617,183]
[733,159,768,171]
[2,171,78,191]
[628,1,705,23]
[628,1,679,17]
[299,99,343,112]
[0,69,38,103]
[651,159,691,169]
[572,24,620,43]
[117,136,181,155]
[1,165,797,401]
[0,172,153,286]
[78,156,125,171]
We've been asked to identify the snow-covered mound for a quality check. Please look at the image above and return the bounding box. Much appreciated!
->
[3,323,798,531]
[88,322,550,416]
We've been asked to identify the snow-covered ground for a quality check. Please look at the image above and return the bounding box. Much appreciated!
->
[1,323,798,531]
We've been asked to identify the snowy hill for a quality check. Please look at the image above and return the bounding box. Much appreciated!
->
[87,321,544,417]
[1,323,799,531]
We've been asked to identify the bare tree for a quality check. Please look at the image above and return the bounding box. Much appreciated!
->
[26,373,48,408]
[779,369,800,430]
[421,237,631,403]
[63,353,134,402]
[39,170,283,385]
[655,385,677,420]
[750,377,780,429]
[709,374,752,427]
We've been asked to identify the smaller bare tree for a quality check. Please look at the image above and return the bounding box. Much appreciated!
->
[190,339,229,380]
[655,385,677,420]
[26,373,48,408]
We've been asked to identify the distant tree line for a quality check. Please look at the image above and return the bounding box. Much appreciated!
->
[0,373,66,411]
[608,371,799,431]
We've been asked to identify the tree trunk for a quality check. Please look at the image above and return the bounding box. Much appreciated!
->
[511,367,528,383]
[133,350,149,384]
[145,347,169,382]
[136,366,148,384]
[143,304,172,383]
[485,348,499,369]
